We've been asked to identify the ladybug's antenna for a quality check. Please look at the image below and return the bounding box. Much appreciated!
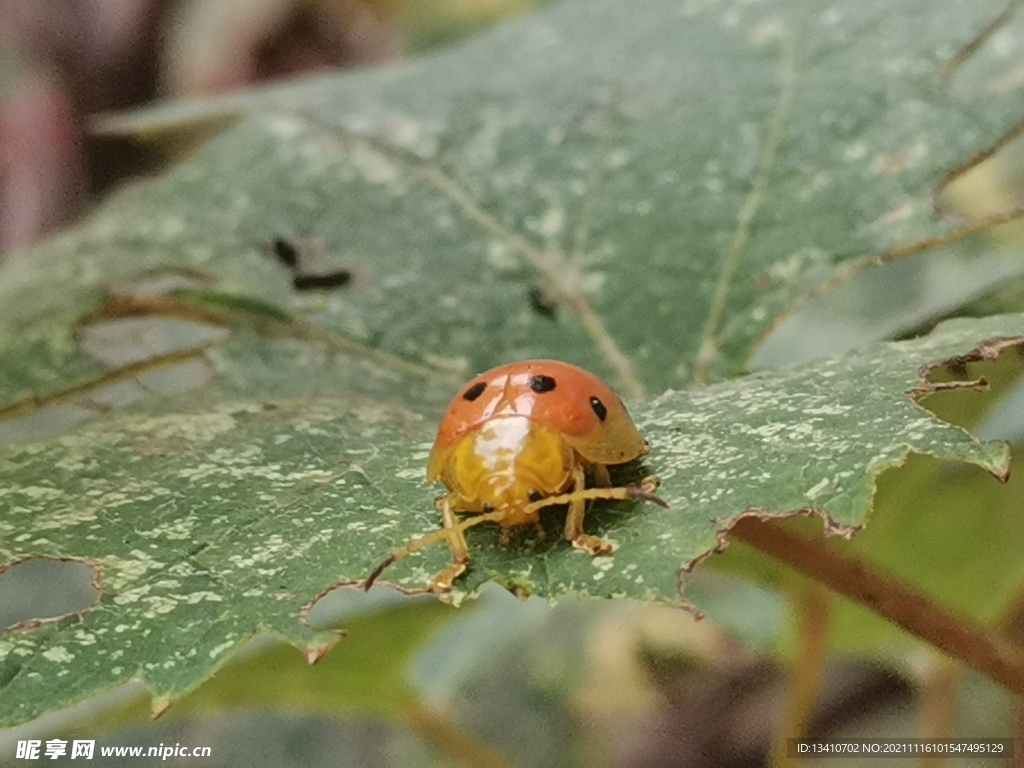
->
[363,482,667,590]
[524,484,668,515]
[363,509,508,590]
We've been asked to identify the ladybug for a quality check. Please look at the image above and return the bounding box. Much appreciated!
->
[365,360,666,592]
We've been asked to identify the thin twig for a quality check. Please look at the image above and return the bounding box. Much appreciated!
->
[728,515,1024,695]
[915,658,961,768]
[769,584,832,768]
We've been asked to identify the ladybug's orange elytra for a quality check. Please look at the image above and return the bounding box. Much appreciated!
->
[365,360,666,592]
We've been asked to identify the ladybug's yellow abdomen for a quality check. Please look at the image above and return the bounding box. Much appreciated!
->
[435,415,576,528]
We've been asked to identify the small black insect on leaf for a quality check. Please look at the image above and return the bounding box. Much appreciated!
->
[267,233,353,292]
[528,285,558,319]
[270,236,300,269]
[291,271,353,291]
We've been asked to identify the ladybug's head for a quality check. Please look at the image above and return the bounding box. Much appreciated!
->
[437,415,575,527]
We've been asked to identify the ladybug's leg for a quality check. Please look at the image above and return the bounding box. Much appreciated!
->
[638,475,661,494]
[591,463,612,488]
[429,494,471,592]
[564,464,614,556]
[364,505,509,591]
[435,494,471,562]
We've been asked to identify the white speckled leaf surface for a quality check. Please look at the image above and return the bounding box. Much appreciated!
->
[1,316,1020,724]
[1,0,1023,728]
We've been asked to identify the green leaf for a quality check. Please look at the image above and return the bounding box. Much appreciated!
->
[3,0,1024,727]
[10,0,1024,397]
[2,315,1020,724]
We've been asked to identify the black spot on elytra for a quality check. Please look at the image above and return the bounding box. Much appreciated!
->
[527,490,543,503]
[530,374,557,393]
[589,396,607,422]
[462,382,487,401]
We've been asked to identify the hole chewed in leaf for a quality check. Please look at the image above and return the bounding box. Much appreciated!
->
[0,558,102,633]
[78,316,223,396]
[914,331,1024,460]
[0,406,97,449]
[300,579,419,634]
[0,271,229,448]
[78,275,232,388]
